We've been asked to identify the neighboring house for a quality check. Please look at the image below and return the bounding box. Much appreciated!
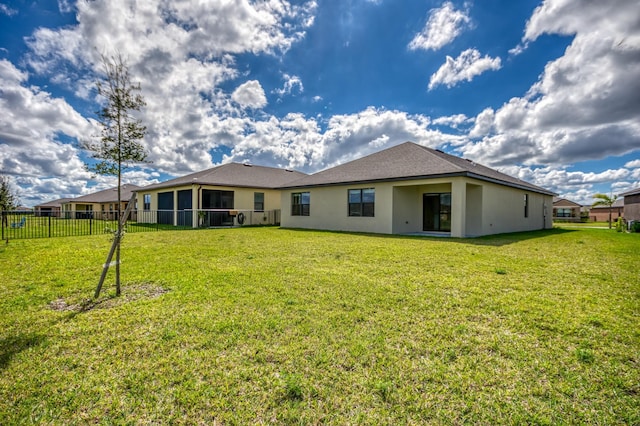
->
[621,187,640,222]
[590,198,624,222]
[62,185,141,219]
[34,198,73,217]
[552,197,583,222]
[280,142,555,238]
[136,163,307,227]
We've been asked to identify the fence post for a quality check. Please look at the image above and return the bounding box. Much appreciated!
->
[89,216,92,235]
[48,215,51,238]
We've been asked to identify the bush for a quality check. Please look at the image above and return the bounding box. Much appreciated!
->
[631,221,640,233]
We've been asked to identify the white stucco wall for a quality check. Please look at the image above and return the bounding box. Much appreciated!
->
[281,177,554,237]
[280,184,394,234]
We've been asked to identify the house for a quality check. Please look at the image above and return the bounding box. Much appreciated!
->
[590,198,624,222]
[135,163,307,227]
[34,198,73,217]
[62,185,141,219]
[621,187,640,222]
[552,197,583,222]
[280,142,555,238]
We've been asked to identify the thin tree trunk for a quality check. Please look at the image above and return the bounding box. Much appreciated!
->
[94,192,135,299]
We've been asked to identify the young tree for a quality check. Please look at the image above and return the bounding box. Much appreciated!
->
[592,193,618,229]
[85,53,148,297]
[0,174,20,228]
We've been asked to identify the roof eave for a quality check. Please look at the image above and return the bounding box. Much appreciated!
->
[280,171,557,196]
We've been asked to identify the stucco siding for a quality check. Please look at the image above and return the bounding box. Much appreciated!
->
[281,177,553,237]
[281,184,394,234]
[479,183,552,235]
[624,194,640,221]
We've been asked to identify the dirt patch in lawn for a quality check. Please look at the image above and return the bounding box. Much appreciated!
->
[49,282,169,312]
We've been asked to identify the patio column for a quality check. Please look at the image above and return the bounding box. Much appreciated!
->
[451,178,467,238]
[192,185,200,228]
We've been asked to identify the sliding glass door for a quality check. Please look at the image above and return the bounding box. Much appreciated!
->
[423,193,451,232]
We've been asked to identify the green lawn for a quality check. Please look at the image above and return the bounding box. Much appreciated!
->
[0,227,638,424]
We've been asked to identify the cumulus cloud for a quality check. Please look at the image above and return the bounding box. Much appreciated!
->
[0,60,96,183]
[223,107,465,172]
[232,80,268,109]
[428,49,501,90]
[408,1,470,51]
[273,73,304,97]
[460,0,640,172]
[432,113,471,129]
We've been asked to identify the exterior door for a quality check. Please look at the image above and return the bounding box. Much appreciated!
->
[177,189,193,227]
[157,191,174,225]
[423,193,451,232]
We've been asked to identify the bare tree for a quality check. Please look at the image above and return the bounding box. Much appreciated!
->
[84,53,148,297]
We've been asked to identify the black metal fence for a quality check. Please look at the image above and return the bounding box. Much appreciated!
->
[1,210,163,241]
[2,209,280,240]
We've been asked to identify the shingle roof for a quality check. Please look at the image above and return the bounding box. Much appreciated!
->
[70,185,141,203]
[620,187,640,197]
[283,142,555,195]
[591,198,624,209]
[137,163,307,192]
[35,197,73,208]
[553,197,582,207]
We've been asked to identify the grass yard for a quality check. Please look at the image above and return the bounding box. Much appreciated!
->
[0,227,638,424]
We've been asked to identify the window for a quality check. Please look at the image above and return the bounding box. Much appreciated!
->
[348,188,375,217]
[202,190,234,209]
[524,194,529,218]
[254,192,264,212]
[143,194,151,211]
[556,208,572,218]
[292,192,310,216]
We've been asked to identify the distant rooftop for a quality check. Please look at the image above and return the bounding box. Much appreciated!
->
[69,185,141,204]
[138,163,307,191]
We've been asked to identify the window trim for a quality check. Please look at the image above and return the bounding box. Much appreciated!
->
[254,192,265,212]
[291,192,310,216]
[348,188,375,217]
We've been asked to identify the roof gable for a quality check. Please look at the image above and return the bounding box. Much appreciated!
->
[138,163,307,192]
[283,142,554,195]
[553,197,582,207]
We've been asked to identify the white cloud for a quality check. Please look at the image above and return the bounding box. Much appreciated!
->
[232,80,268,109]
[0,3,17,16]
[408,2,470,51]
[625,159,640,168]
[492,164,633,204]
[428,49,501,90]
[221,107,464,172]
[460,0,640,169]
[273,73,304,97]
[0,60,96,185]
[432,113,471,129]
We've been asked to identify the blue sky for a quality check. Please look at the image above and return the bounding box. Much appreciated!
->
[1,0,639,207]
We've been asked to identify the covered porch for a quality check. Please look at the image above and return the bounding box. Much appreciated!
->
[391,178,483,238]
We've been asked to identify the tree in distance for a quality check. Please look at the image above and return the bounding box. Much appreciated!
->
[592,193,618,229]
